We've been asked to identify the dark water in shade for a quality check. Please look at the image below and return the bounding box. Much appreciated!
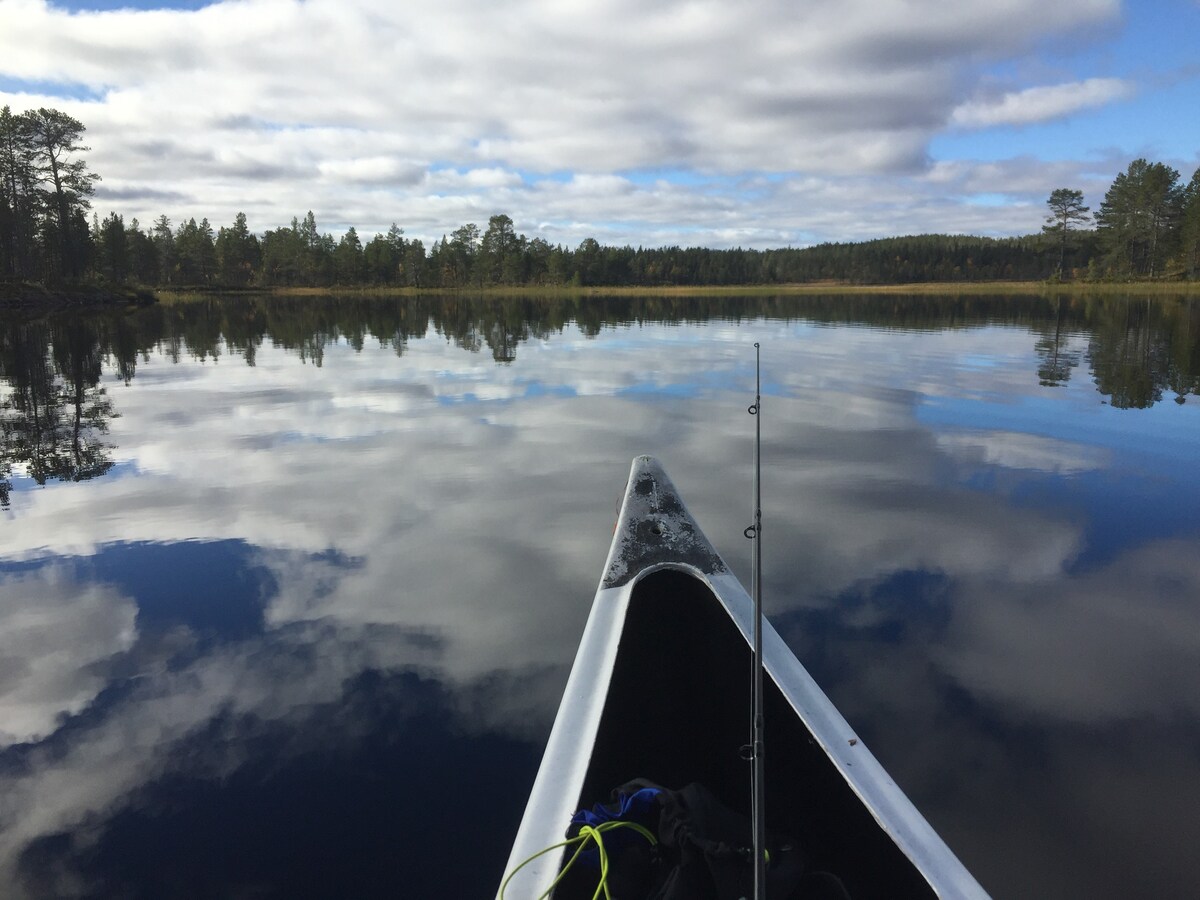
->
[1,292,1198,898]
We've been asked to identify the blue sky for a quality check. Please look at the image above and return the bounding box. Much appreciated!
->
[51,0,212,7]
[1,0,1197,248]
[932,1,1200,164]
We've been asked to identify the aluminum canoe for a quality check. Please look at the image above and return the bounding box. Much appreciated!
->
[500,456,989,899]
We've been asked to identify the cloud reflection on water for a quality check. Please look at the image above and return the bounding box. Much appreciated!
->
[935,429,1110,475]
[0,567,135,745]
[0,309,1197,897]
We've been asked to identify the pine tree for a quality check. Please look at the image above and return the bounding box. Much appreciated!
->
[0,106,39,279]
[1096,159,1182,277]
[1042,188,1090,277]
[25,108,99,280]
[1180,167,1200,279]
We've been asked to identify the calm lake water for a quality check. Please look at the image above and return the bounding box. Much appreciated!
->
[2,292,1198,898]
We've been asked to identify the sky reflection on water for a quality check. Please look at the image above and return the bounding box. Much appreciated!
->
[1,294,1198,898]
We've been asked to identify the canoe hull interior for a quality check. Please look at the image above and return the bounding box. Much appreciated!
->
[559,566,935,900]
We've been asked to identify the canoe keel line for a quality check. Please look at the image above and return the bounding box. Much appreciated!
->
[500,456,990,897]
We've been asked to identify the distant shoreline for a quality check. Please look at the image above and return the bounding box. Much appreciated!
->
[0,282,156,314]
[4,279,1199,313]
[170,280,1200,298]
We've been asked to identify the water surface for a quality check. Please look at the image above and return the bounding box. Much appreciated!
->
[2,293,1198,898]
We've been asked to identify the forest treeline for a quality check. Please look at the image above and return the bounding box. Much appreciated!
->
[3,106,1200,292]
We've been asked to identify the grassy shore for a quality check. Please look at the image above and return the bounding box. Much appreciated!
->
[17,279,1200,309]
[149,279,1200,301]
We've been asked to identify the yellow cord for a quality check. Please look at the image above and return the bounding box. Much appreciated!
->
[499,820,657,900]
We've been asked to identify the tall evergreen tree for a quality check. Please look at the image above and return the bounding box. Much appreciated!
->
[96,212,127,283]
[525,237,552,285]
[174,217,217,284]
[290,211,334,285]
[363,224,405,285]
[215,211,260,286]
[575,237,602,285]
[1096,159,1182,277]
[125,217,159,285]
[448,223,480,286]
[1180,167,1200,279]
[260,224,304,286]
[25,108,98,280]
[480,214,519,284]
[1042,188,1090,276]
[0,107,39,280]
[334,226,365,284]
[152,215,175,284]
[403,238,426,287]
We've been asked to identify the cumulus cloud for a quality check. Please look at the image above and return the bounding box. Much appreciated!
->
[950,78,1133,128]
[0,0,1126,244]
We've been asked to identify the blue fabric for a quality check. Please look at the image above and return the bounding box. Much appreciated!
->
[569,787,661,867]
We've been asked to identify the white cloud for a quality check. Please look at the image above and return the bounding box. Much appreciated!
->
[951,78,1133,128]
[316,156,425,187]
[0,0,1128,244]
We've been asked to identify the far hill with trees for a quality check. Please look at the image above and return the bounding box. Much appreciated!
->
[3,106,1200,299]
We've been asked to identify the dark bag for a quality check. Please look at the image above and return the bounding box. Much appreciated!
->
[561,779,820,900]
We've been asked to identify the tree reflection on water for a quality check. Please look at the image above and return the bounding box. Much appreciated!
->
[1,317,116,506]
[2,292,1197,503]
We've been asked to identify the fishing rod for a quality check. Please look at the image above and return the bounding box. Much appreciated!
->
[746,341,766,900]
